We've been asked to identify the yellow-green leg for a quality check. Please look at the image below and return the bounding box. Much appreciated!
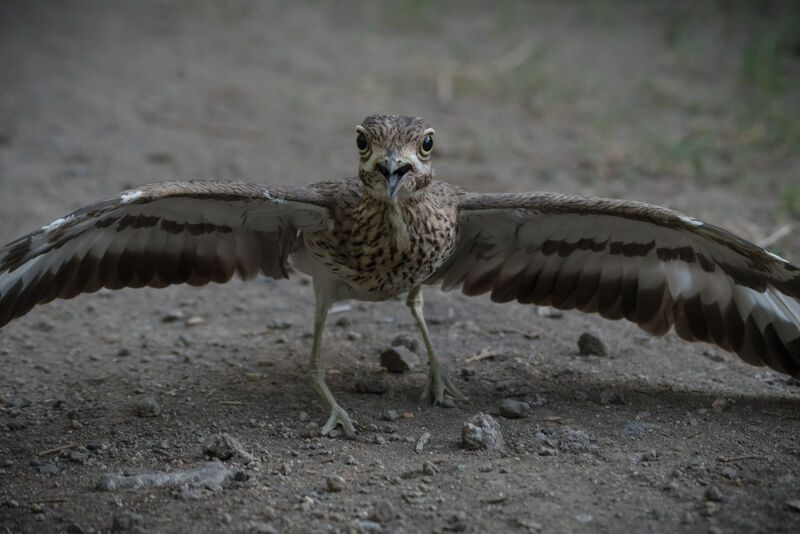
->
[307,296,356,437]
[407,286,467,404]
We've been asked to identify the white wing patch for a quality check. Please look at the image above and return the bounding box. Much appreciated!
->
[120,190,144,203]
[41,215,74,233]
[263,190,286,204]
[679,215,704,227]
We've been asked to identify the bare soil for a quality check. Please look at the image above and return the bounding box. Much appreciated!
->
[1,2,800,533]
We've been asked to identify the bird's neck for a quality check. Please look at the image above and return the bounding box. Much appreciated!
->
[357,191,413,252]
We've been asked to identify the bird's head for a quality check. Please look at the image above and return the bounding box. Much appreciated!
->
[355,115,435,202]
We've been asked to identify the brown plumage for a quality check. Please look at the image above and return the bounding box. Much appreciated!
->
[2,114,800,436]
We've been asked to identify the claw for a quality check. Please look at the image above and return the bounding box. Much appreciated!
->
[419,362,468,405]
[319,405,356,437]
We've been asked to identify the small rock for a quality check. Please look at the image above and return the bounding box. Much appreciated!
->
[65,523,85,534]
[371,500,398,524]
[379,346,420,373]
[111,511,144,532]
[380,409,401,421]
[349,519,383,533]
[721,466,737,479]
[202,433,254,462]
[704,486,723,502]
[422,461,438,476]
[599,388,625,405]
[499,398,531,419]
[302,422,320,438]
[578,332,607,356]
[281,463,292,476]
[267,319,292,330]
[711,398,729,413]
[326,474,346,492]
[622,421,652,435]
[390,334,420,352]
[334,316,351,327]
[461,413,504,451]
[162,309,185,323]
[354,376,389,394]
[374,434,386,445]
[117,347,131,357]
[415,431,431,453]
[786,500,800,512]
[70,419,84,429]
[132,397,161,418]
[184,316,204,327]
[535,306,562,318]
[37,463,60,475]
[69,450,90,463]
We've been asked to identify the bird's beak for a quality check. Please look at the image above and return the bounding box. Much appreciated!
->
[376,151,412,198]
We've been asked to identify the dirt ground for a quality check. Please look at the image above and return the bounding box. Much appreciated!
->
[2,1,800,533]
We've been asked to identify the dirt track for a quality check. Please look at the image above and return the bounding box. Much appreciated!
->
[1,2,800,533]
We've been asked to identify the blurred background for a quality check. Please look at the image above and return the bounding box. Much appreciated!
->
[1,0,799,256]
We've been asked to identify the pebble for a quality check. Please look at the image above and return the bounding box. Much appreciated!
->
[354,376,389,394]
[415,432,431,453]
[461,413,504,451]
[69,450,90,463]
[536,306,562,318]
[380,409,401,421]
[379,346,419,373]
[334,317,351,327]
[111,511,144,532]
[499,398,531,419]
[390,334,420,352]
[704,486,723,502]
[162,309,185,323]
[132,397,161,418]
[267,319,292,330]
[349,519,383,533]
[326,474,346,492]
[281,463,292,476]
[37,463,60,475]
[302,422,320,438]
[422,461,438,476]
[374,434,387,445]
[578,332,607,356]
[599,389,625,405]
[721,467,737,479]
[622,421,652,435]
[371,500,398,524]
[711,398,729,412]
[202,433,255,462]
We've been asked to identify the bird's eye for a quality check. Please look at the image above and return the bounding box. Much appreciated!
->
[420,135,434,156]
[356,133,369,154]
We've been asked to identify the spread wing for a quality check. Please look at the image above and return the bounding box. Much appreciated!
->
[0,181,332,327]
[430,192,800,376]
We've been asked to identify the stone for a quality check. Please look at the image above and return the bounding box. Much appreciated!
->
[461,413,504,451]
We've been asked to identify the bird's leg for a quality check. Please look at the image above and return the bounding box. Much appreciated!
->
[406,286,467,404]
[307,295,356,437]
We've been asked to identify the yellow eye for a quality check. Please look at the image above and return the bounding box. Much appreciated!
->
[356,132,369,155]
[420,134,433,156]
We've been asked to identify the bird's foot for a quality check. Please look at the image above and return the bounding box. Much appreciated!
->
[320,405,356,438]
[419,362,468,405]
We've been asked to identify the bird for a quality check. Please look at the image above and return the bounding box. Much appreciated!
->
[1,114,799,437]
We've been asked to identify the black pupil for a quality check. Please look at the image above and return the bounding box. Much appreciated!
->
[356,133,368,151]
[422,135,433,152]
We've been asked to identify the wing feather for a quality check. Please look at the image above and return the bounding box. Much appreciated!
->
[430,192,800,376]
[0,181,331,327]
